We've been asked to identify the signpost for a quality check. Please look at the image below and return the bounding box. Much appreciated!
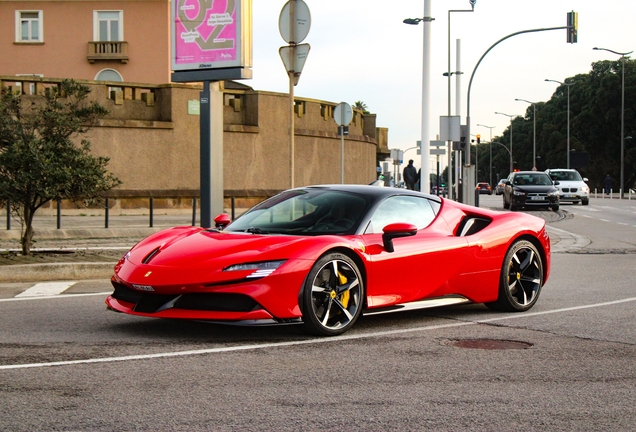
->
[279,0,311,188]
[334,102,353,183]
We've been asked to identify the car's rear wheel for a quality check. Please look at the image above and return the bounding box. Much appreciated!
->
[486,240,543,312]
[301,253,364,336]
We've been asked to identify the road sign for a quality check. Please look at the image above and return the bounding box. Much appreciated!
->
[279,43,311,76]
[279,0,311,44]
[334,102,353,126]
[430,148,446,155]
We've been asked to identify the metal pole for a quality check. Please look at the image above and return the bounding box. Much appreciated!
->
[105,197,109,229]
[621,56,625,199]
[56,200,61,229]
[567,84,571,168]
[533,104,536,167]
[420,0,432,196]
[149,197,154,228]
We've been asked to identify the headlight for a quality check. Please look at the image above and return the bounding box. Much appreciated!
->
[582,186,590,193]
[224,260,287,278]
[513,190,526,196]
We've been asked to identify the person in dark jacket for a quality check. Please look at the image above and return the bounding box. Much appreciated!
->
[403,160,417,190]
[604,175,612,195]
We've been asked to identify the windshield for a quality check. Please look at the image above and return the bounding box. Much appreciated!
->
[549,170,582,181]
[513,173,554,186]
[226,189,371,235]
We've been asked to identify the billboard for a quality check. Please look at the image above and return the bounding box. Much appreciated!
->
[171,0,252,71]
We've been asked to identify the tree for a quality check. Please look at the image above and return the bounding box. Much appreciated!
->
[0,79,121,255]
[352,100,369,113]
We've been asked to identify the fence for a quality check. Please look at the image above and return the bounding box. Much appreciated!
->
[592,189,636,200]
[3,197,243,231]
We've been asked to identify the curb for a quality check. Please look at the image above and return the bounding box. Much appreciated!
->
[0,262,114,283]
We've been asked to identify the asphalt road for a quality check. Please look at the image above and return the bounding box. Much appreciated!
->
[1,196,635,431]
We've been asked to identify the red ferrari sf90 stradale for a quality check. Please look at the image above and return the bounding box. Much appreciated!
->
[107,185,551,336]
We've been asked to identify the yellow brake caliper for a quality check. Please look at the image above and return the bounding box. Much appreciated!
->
[337,272,350,308]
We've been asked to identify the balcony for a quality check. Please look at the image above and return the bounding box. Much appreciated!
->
[87,41,129,64]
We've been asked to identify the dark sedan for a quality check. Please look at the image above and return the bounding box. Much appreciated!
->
[503,171,560,211]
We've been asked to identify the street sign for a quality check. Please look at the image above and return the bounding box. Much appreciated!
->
[333,102,353,126]
[279,43,310,75]
[279,0,311,44]
[440,116,461,142]
[430,148,446,155]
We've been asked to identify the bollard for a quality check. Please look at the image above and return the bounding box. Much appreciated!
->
[104,197,109,228]
[192,197,197,226]
[149,197,154,227]
[231,197,236,220]
[6,199,10,230]
[56,200,62,229]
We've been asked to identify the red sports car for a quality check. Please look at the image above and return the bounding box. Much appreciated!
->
[107,185,551,336]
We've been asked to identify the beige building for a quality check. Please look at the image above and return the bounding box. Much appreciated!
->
[0,0,171,84]
[0,1,390,211]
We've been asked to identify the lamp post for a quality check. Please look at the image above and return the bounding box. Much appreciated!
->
[403,0,434,196]
[491,141,513,174]
[495,112,514,172]
[515,99,538,169]
[545,79,575,168]
[594,47,633,198]
[477,124,495,185]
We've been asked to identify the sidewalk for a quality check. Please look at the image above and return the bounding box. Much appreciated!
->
[0,214,195,282]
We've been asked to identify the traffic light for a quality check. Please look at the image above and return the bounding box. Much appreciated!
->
[567,11,578,44]
[476,134,481,144]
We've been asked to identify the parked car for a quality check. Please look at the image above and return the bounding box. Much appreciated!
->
[545,168,590,205]
[495,178,507,195]
[107,184,551,336]
[503,171,560,211]
[476,182,493,195]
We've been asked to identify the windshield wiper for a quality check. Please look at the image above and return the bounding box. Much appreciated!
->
[245,227,269,234]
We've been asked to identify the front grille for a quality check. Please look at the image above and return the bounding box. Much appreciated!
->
[110,281,261,314]
[174,293,260,312]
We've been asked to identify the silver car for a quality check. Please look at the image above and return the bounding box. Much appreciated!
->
[545,169,590,205]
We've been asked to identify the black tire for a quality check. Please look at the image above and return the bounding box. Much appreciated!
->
[485,240,543,312]
[582,199,589,206]
[550,204,559,212]
[301,253,364,336]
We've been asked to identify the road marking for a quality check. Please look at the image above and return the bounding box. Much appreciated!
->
[0,292,110,303]
[14,281,77,298]
[2,296,636,371]
[600,219,610,222]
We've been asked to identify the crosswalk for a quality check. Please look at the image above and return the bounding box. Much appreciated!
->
[14,281,77,298]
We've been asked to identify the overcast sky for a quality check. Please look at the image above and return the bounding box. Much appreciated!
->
[248,0,634,170]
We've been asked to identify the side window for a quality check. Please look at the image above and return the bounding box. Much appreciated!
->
[365,196,436,234]
[94,11,123,41]
[15,11,43,42]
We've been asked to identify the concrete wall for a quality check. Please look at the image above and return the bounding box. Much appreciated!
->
[1,76,388,209]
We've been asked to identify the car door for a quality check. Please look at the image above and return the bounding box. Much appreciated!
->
[360,195,467,308]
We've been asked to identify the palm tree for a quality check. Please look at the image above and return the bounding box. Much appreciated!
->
[352,101,369,113]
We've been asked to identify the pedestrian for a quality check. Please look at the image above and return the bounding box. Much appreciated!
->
[604,174,612,195]
[403,159,417,190]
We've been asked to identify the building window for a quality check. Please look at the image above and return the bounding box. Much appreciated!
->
[94,11,123,41]
[16,11,43,42]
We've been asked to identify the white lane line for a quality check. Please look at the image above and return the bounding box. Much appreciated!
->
[14,281,77,298]
[600,219,610,222]
[0,292,111,303]
[2,296,636,371]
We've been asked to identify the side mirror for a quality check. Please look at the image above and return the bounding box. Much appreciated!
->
[583,177,589,182]
[554,181,560,186]
[214,213,231,230]
[382,223,417,253]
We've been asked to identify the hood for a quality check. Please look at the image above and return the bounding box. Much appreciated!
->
[513,185,557,193]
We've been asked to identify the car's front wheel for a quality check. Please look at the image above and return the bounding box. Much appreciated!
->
[486,240,544,312]
[301,253,364,336]
[582,198,589,205]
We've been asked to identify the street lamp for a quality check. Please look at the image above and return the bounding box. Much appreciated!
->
[477,124,495,185]
[403,0,434,197]
[515,99,538,169]
[491,141,513,174]
[495,112,514,172]
[545,78,575,168]
[593,47,633,198]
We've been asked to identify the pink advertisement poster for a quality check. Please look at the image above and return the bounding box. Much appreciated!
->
[173,0,244,70]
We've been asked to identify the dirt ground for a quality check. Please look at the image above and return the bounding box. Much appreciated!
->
[0,249,124,266]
